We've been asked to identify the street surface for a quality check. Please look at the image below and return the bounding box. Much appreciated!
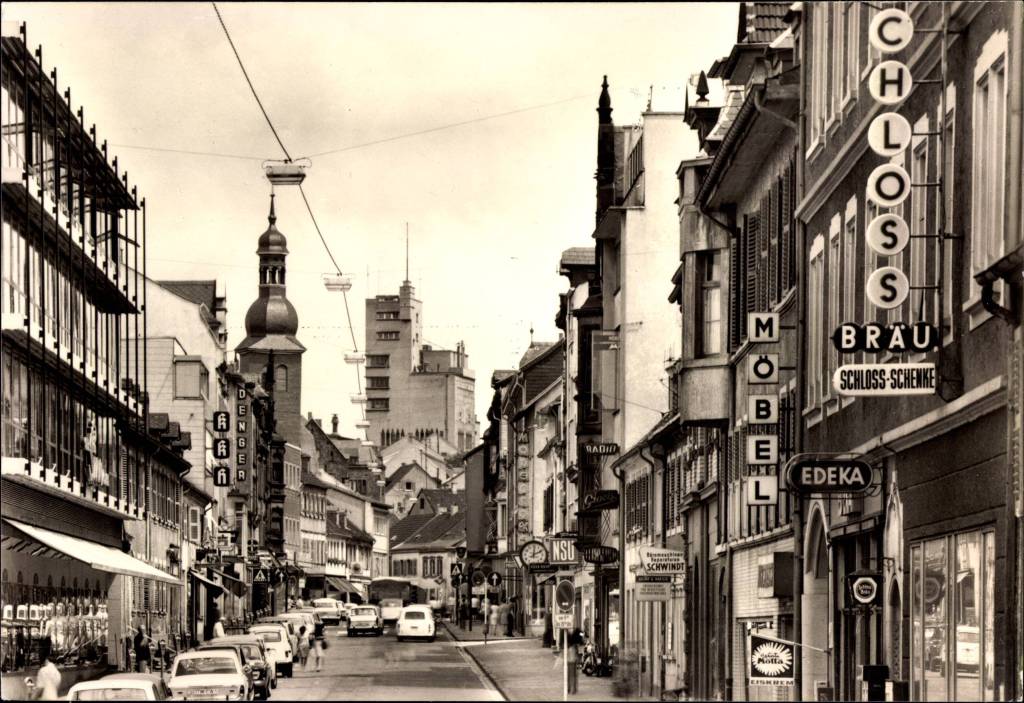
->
[275,624,503,701]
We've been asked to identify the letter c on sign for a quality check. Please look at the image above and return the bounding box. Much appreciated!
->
[869,8,914,53]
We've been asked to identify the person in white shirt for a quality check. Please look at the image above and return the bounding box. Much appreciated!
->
[211,607,226,639]
[32,650,61,700]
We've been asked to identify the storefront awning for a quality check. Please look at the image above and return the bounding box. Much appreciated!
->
[3,518,179,584]
[326,576,360,595]
[189,569,224,597]
[210,568,248,598]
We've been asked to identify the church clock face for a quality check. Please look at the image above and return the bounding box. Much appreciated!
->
[520,540,548,566]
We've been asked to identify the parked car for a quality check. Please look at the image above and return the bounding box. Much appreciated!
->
[379,598,403,624]
[312,598,342,626]
[202,636,275,697]
[168,650,253,701]
[248,623,294,678]
[67,673,172,700]
[955,625,980,672]
[256,616,300,657]
[346,605,383,637]
[395,604,436,642]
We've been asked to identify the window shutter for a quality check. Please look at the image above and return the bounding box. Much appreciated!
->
[769,179,780,305]
[758,198,769,311]
[119,447,128,503]
[729,233,742,351]
[745,215,759,330]
[188,506,201,542]
[781,164,793,292]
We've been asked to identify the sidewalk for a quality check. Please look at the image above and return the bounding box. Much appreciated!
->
[444,621,656,702]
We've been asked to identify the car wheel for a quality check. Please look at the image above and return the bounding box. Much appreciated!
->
[286,663,294,678]
[428,636,435,643]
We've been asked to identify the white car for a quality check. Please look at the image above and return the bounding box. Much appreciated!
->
[168,650,253,701]
[379,598,403,623]
[67,673,171,700]
[347,605,383,637]
[312,597,343,626]
[395,604,436,642]
[249,623,294,678]
[256,616,300,656]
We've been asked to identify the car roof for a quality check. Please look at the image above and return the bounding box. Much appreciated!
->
[99,673,163,683]
[70,678,155,690]
[210,635,262,644]
[402,604,432,610]
[176,650,237,659]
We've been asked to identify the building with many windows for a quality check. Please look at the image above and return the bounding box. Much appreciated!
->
[364,279,478,452]
[1,21,178,694]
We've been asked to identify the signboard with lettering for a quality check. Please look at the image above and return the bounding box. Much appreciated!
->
[787,459,873,494]
[581,546,619,565]
[582,443,620,460]
[748,631,795,686]
[547,537,578,565]
[746,475,778,506]
[581,490,619,512]
[635,575,671,602]
[213,411,230,433]
[831,322,939,355]
[847,572,883,606]
[637,547,686,575]
[213,465,231,487]
[757,553,793,599]
[833,363,937,396]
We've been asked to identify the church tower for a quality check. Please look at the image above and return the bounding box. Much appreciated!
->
[236,195,306,444]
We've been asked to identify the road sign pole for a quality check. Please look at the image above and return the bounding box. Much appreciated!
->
[563,628,568,702]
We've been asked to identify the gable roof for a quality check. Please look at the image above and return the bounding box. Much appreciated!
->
[157,280,217,310]
[740,1,788,44]
[385,462,435,490]
[420,489,465,514]
[390,512,435,546]
[392,511,465,552]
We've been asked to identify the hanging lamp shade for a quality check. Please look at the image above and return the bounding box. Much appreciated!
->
[264,159,310,186]
[323,274,352,292]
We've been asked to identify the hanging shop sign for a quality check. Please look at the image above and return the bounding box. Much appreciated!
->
[213,411,230,433]
[832,363,937,396]
[547,537,579,565]
[213,465,231,487]
[581,489,619,512]
[581,546,619,565]
[746,475,778,506]
[866,212,910,258]
[748,632,796,686]
[746,435,778,465]
[831,322,939,355]
[637,547,686,575]
[847,572,883,606]
[868,8,914,54]
[757,553,794,599]
[635,575,671,602]
[748,395,779,425]
[867,112,912,158]
[787,458,873,494]
[582,442,620,460]
[747,353,779,384]
[748,312,780,343]
[866,266,910,310]
[213,437,231,460]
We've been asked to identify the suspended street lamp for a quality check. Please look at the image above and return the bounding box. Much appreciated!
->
[263,158,311,186]
[323,273,353,292]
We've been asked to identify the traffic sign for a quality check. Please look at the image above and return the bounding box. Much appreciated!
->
[471,570,486,587]
[252,568,268,584]
[451,575,461,588]
[555,579,574,613]
[554,612,574,629]
[451,563,464,578]
[486,572,502,588]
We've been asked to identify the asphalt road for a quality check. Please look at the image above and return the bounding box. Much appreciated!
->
[273,624,504,701]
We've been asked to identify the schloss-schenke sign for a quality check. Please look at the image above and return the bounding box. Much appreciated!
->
[788,458,873,494]
[833,362,936,396]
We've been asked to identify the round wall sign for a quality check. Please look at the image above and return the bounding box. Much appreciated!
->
[868,8,914,54]
[866,213,909,257]
[866,267,910,310]
[868,61,913,106]
[851,576,878,604]
[867,163,911,208]
[868,113,912,157]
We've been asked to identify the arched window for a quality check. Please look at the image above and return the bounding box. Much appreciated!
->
[279,267,286,285]
[260,267,267,285]
[274,364,288,392]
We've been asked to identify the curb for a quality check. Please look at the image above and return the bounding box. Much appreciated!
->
[442,620,532,643]
[444,623,510,701]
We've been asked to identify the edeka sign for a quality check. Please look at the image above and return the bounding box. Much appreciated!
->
[788,459,873,494]
[748,632,795,686]
[637,547,686,574]
[833,363,937,396]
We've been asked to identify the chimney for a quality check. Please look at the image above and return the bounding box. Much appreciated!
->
[332,414,339,434]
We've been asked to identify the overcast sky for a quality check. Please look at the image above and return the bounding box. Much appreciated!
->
[4,2,737,436]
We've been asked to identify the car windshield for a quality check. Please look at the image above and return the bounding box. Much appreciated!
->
[241,645,263,660]
[381,599,402,608]
[174,657,236,676]
[352,608,376,616]
[403,611,426,620]
[73,688,148,701]
[254,631,281,642]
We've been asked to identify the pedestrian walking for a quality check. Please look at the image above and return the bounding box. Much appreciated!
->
[310,625,324,672]
[504,601,514,637]
[134,627,151,673]
[30,643,61,700]
[543,608,554,648]
[297,625,310,668]
[211,608,225,640]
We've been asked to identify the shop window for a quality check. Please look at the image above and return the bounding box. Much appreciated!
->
[910,528,996,701]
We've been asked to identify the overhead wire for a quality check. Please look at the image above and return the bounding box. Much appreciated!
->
[210,1,371,450]
[211,1,293,162]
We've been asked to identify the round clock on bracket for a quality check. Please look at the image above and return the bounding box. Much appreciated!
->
[519,539,548,567]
